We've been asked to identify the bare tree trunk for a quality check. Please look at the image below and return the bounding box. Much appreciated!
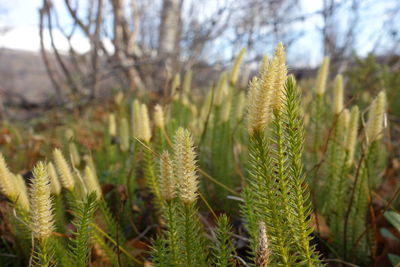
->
[158,0,183,74]
[39,1,63,104]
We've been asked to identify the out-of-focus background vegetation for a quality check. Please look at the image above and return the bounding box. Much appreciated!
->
[0,0,399,120]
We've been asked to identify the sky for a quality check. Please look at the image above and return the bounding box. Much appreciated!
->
[0,0,92,53]
[0,0,397,67]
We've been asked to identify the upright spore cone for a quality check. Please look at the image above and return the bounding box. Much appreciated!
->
[119,117,130,151]
[256,222,270,267]
[333,74,344,114]
[315,56,330,96]
[137,104,152,142]
[29,162,55,240]
[173,128,199,204]
[84,166,102,200]
[236,91,247,120]
[154,104,165,129]
[108,113,117,137]
[270,42,287,110]
[69,142,81,167]
[342,108,350,129]
[230,48,246,85]
[0,153,16,199]
[15,174,30,211]
[47,162,61,195]
[346,106,359,165]
[247,72,273,135]
[131,99,141,138]
[53,148,75,191]
[159,151,175,201]
[247,43,288,135]
[214,72,228,107]
[366,91,386,143]
[220,100,231,123]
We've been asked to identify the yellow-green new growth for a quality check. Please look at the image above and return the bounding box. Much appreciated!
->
[83,166,102,200]
[315,56,330,96]
[173,128,199,204]
[47,162,61,195]
[137,104,152,142]
[0,153,16,199]
[29,162,55,240]
[53,148,75,191]
[154,104,165,129]
[366,91,386,143]
[159,151,175,201]
[230,48,246,85]
[256,222,269,267]
[346,106,359,165]
[333,74,344,114]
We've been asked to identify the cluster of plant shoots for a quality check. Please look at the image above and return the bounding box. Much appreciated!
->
[0,43,390,267]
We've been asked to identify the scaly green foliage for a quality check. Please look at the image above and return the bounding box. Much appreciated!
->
[212,214,236,267]
[68,193,98,267]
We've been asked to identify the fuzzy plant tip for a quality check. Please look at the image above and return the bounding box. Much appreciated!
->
[30,162,55,240]
[53,148,75,191]
[173,127,199,204]
[256,222,270,267]
[247,43,288,135]
[160,151,175,201]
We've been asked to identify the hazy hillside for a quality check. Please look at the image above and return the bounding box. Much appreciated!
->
[0,48,53,105]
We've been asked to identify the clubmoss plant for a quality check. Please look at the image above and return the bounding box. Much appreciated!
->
[29,162,55,266]
[83,166,102,200]
[256,222,269,267]
[47,162,61,195]
[174,127,207,266]
[333,74,344,114]
[312,56,330,158]
[365,91,386,144]
[53,148,75,191]
[214,72,229,107]
[0,153,17,201]
[345,106,360,166]
[212,214,236,267]
[108,113,117,137]
[159,151,175,201]
[131,99,141,138]
[230,48,246,86]
[69,142,81,167]
[119,117,130,152]
[14,174,30,212]
[244,43,320,266]
[154,104,167,153]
